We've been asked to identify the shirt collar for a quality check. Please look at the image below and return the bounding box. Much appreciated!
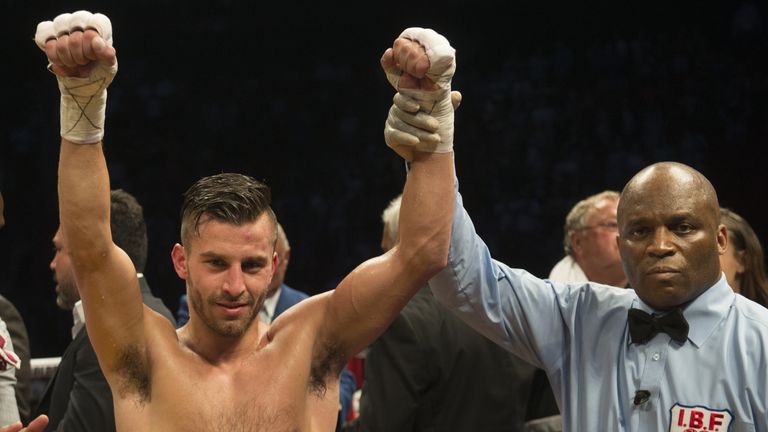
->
[71,273,146,339]
[631,273,734,347]
[260,285,282,324]
[72,300,85,339]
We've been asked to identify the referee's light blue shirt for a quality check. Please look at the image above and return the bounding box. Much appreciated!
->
[430,191,768,431]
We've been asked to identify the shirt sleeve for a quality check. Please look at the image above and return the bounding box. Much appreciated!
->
[428,188,570,372]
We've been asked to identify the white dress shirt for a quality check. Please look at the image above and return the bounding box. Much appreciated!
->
[259,286,282,324]
[548,255,587,283]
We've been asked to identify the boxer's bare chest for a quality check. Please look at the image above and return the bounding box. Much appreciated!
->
[114,341,319,431]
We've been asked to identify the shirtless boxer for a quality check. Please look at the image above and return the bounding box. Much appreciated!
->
[10,10,457,432]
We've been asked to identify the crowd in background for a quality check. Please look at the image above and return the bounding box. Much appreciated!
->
[0,0,765,363]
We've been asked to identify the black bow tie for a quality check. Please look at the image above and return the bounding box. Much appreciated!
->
[627,308,689,344]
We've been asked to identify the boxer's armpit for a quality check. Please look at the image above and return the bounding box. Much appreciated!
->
[308,340,345,398]
[114,344,151,404]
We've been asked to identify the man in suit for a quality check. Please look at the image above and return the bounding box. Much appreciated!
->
[0,166,32,425]
[259,223,307,322]
[345,194,536,432]
[36,189,176,431]
[0,174,26,427]
[0,296,30,423]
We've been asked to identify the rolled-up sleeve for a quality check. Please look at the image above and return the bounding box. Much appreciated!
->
[429,189,569,371]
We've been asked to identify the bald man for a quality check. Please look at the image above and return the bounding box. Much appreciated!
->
[417,160,768,430]
[382,95,768,432]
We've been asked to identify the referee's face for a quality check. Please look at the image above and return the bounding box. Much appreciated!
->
[617,165,726,311]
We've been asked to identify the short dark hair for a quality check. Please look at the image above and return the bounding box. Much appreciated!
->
[179,173,277,247]
[110,189,148,273]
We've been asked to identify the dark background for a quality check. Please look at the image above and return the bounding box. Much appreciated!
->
[0,1,766,358]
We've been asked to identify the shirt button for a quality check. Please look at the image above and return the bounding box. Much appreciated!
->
[652,352,661,361]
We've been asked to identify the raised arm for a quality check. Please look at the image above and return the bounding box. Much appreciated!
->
[35,12,148,388]
[317,29,456,366]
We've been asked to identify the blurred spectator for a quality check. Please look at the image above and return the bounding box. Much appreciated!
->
[549,190,626,287]
[344,195,536,432]
[0,296,30,423]
[720,207,768,307]
[35,190,176,431]
[0,168,31,425]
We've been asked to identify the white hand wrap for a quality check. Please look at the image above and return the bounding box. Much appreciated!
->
[384,27,455,159]
[35,11,117,144]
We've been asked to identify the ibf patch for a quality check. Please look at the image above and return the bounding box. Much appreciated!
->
[669,403,733,432]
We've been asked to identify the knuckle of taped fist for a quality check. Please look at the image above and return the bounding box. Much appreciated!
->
[392,37,410,51]
[69,10,92,32]
[34,21,56,49]
[88,13,113,42]
[53,13,72,37]
[417,55,431,76]
[36,11,111,50]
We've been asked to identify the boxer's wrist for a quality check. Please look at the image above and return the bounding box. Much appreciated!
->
[57,72,113,144]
